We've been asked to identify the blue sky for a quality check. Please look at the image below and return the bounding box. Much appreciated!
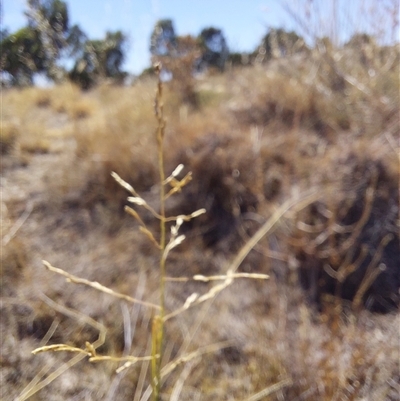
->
[2,0,399,75]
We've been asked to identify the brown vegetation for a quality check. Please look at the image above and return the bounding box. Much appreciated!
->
[1,39,399,400]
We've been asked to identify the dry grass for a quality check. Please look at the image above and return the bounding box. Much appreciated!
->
[1,36,399,401]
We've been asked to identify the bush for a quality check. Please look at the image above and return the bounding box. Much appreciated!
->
[293,156,399,312]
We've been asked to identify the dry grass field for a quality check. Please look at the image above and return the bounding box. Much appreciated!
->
[1,41,399,400]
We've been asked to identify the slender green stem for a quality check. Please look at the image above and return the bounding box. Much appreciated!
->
[152,62,166,401]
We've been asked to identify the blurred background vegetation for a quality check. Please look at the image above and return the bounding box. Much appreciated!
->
[2,0,398,90]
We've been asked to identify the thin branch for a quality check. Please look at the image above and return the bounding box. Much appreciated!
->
[244,378,293,401]
[2,200,34,247]
[42,260,161,310]
[164,272,269,282]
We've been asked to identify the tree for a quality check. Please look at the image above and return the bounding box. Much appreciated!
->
[0,28,8,42]
[0,1,65,85]
[69,31,127,89]
[255,28,306,63]
[1,27,46,86]
[1,0,88,85]
[198,27,229,71]
[26,0,70,81]
[150,19,177,57]
[1,0,127,88]
[149,20,201,106]
[227,52,251,67]
[66,24,88,58]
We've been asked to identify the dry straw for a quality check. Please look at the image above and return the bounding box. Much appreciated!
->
[26,63,321,401]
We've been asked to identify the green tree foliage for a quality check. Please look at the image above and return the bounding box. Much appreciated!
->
[0,28,8,42]
[39,0,69,33]
[1,0,127,88]
[28,0,69,40]
[26,0,70,80]
[65,24,88,58]
[227,52,244,66]
[150,19,177,57]
[1,0,73,85]
[198,27,229,71]
[69,31,127,89]
[1,27,46,86]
